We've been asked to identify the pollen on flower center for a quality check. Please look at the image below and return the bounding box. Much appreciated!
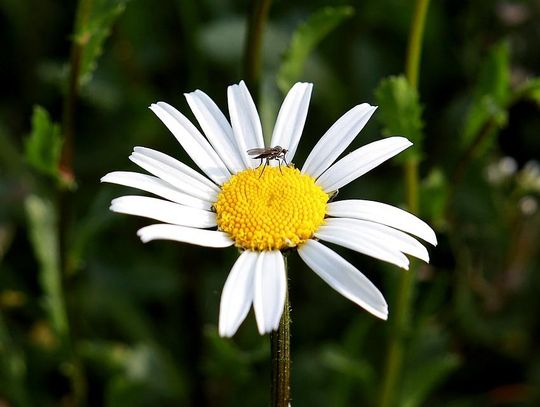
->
[214,166,329,251]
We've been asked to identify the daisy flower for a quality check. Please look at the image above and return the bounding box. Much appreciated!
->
[102,81,437,337]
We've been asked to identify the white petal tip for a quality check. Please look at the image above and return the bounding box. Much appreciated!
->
[136,227,155,243]
[257,326,274,336]
[218,327,234,338]
[136,231,150,243]
[370,305,389,320]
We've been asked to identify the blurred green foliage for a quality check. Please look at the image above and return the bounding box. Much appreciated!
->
[277,6,354,93]
[25,106,62,179]
[375,75,423,162]
[1,0,540,406]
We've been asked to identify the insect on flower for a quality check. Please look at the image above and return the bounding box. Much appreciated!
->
[102,80,438,338]
[247,145,289,178]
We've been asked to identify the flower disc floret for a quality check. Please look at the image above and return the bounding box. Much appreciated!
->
[214,166,329,251]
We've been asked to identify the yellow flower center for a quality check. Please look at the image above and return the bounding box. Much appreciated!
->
[214,166,329,251]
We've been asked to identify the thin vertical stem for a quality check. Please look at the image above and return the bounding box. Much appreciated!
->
[56,0,94,403]
[379,1,430,406]
[243,0,272,101]
[271,263,291,407]
[242,3,290,403]
[60,0,92,181]
[405,0,430,91]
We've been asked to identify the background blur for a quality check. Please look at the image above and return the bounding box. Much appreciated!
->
[1,0,540,406]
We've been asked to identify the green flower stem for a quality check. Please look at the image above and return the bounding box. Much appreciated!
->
[61,0,92,181]
[379,1,430,406]
[242,3,289,404]
[56,0,94,403]
[271,262,291,407]
[405,0,430,90]
[243,0,272,101]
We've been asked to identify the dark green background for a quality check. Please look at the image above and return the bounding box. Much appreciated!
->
[1,0,539,406]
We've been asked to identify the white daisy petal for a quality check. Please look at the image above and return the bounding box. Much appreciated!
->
[315,225,410,270]
[129,150,218,202]
[270,82,313,163]
[302,103,377,178]
[228,81,265,168]
[219,250,258,337]
[298,240,388,320]
[137,224,234,247]
[324,218,430,263]
[133,146,220,192]
[316,137,413,192]
[103,81,440,337]
[185,90,246,173]
[149,102,231,184]
[101,171,212,210]
[110,196,216,228]
[253,251,287,334]
[327,200,437,245]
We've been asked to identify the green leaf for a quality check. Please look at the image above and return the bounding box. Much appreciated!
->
[74,0,128,87]
[462,41,510,147]
[277,6,354,93]
[515,77,540,103]
[472,42,510,104]
[420,168,448,227]
[374,75,424,162]
[0,314,30,407]
[25,195,69,343]
[104,343,187,404]
[25,106,63,177]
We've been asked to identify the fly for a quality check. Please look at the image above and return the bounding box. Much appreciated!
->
[247,145,289,178]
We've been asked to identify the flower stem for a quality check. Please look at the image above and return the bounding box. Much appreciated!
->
[379,1,429,406]
[56,0,94,403]
[243,0,272,101]
[271,262,291,407]
[61,0,92,182]
[404,0,430,90]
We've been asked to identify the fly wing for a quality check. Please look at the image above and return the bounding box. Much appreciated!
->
[247,148,268,156]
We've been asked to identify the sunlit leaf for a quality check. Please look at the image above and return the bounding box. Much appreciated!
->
[25,106,62,178]
[277,6,354,93]
[516,77,540,104]
[24,195,68,342]
[374,75,424,162]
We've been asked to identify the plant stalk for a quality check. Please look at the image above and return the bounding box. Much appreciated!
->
[271,268,291,407]
[379,0,430,406]
[243,0,272,101]
[57,0,94,403]
[404,0,430,90]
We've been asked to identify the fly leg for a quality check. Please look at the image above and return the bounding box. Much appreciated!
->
[258,158,270,178]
